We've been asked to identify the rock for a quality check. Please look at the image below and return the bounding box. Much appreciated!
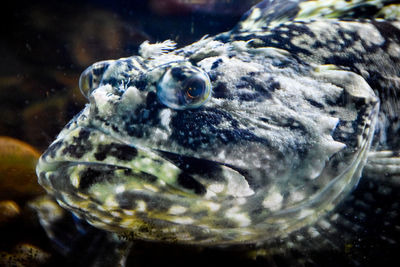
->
[0,137,43,200]
[0,243,51,267]
[0,200,21,226]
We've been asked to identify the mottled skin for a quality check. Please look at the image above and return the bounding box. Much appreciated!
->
[36,0,400,248]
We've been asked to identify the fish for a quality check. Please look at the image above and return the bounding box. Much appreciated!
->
[33,0,400,266]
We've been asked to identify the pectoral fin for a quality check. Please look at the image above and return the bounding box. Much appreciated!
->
[364,151,400,182]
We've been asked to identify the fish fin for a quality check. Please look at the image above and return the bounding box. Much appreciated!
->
[250,174,400,266]
[235,0,400,33]
[30,195,132,267]
[139,40,176,59]
[372,75,400,150]
[364,150,400,180]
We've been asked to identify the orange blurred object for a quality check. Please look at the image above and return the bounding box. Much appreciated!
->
[0,136,44,200]
[0,200,21,226]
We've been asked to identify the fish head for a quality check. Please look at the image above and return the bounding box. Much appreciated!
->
[36,38,379,244]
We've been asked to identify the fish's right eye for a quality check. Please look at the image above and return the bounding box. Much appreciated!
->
[156,65,211,110]
[79,61,110,98]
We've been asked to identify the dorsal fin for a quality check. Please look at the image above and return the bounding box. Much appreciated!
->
[235,0,400,33]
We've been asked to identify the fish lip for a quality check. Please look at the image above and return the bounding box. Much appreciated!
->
[36,125,213,197]
[154,148,249,179]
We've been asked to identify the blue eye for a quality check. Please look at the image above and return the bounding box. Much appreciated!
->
[185,77,205,99]
[156,64,212,110]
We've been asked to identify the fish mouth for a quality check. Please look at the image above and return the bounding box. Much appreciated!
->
[36,125,262,243]
[37,125,254,198]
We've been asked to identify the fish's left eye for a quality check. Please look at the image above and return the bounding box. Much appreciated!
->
[156,65,211,110]
[79,60,111,98]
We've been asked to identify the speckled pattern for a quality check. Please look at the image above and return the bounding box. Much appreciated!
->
[37,0,399,246]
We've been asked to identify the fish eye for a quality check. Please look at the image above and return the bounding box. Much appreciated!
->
[156,65,212,110]
[184,77,206,100]
[79,61,110,98]
[79,66,94,98]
